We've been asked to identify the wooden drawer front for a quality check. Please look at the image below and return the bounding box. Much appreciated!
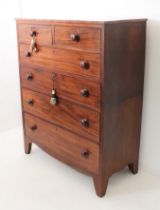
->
[18,24,52,46]
[24,113,99,174]
[52,48,100,78]
[19,44,100,78]
[22,89,100,142]
[54,26,101,52]
[20,66,53,94]
[56,75,100,110]
[19,44,54,69]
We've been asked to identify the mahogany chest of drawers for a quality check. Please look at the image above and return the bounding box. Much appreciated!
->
[16,19,147,197]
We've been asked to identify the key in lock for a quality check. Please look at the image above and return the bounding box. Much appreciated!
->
[50,89,57,105]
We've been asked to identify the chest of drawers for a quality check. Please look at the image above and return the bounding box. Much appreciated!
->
[16,19,147,197]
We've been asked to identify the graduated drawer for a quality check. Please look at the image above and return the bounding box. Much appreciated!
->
[19,44,100,78]
[24,113,99,174]
[20,66,53,95]
[56,74,100,110]
[22,88,100,142]
[17,24,52,46]
[54,26,101,52]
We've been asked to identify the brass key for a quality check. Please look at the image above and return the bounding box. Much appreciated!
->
[50,90,58,105]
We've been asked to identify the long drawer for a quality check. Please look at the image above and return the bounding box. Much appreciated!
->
[24,113,99,174]
[22,88,100,142]
[19,44,100,78]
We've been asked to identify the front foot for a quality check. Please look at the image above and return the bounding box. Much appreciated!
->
[24,141,32,154]
[93,175,109,197]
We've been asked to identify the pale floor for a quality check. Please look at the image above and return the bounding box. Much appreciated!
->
[0,127,160,210]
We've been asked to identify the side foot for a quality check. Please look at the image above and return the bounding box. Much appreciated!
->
[128,162,138,174]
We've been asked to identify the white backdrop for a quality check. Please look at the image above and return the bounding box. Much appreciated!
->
[0,0,160,174]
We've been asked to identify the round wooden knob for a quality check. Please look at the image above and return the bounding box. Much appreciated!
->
[30,31,37,37]
[34,47,39,53]
[27,99,34,105]
[26,51,31,57]
[80,118,89,128]
[70,34,80,42]
[30,125,37,131]
[81,89,89,97]
[26,73,33,81]
[80,61,90,69]
[81,149,89,158]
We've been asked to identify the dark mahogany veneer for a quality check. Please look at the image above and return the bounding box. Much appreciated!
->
[16,19,147,197]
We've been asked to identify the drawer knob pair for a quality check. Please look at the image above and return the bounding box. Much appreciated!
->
[81,149,90,158]
[70,33,80,42]
[80,61,90,69]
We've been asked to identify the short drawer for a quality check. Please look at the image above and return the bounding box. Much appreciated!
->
[54,26,101,52]
[17,24,52,46]
[20,66,53,95]
[24,113,99,174]
[22,89,100,142]
[55,74,100,110]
